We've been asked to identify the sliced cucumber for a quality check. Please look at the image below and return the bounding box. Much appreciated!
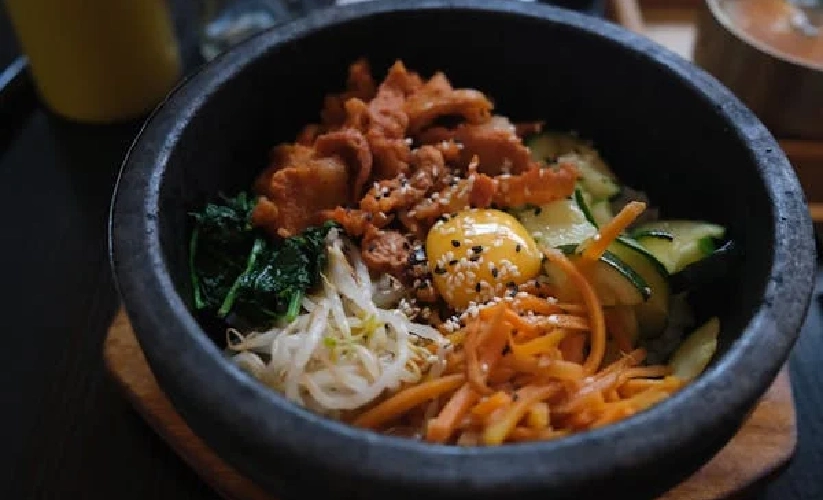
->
[612,236,670,279]
[609,237,670,337]
[525,132,620,200]
[577,161,620,201]
[546,246,649,307]
[631,229,674,241]
[574,187,614,228]
[574,187,598,227]
[516,198,597,250]
[669,317,720,381]
[634,220,726,274]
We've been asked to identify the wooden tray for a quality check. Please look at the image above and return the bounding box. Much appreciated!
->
[103,309,797,500]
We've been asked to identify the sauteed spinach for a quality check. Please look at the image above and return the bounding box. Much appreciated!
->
[189,191,336,330]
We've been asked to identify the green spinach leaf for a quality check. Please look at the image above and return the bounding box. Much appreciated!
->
[189,191,336,330]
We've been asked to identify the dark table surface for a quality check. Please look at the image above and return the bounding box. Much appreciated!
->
[1,2,822,500]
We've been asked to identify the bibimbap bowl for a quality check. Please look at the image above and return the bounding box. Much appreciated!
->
[109,1,816,499]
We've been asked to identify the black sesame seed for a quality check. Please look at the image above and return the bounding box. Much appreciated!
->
[502,344,511,355]
[534,207,542,216]
[506,281,517,289]
[449,259,458,266]
[434,267,447,275]
[469,254,481,262]
[491,268,499,278]
[472,245,483,253]
[475,283,482,292]
[451,240,460,248]
[515,244,522,253]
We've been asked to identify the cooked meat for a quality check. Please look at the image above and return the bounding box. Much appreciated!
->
[361,227,411,278]
[252,145,351,238]
[314,127,373,199]
[405,73,493,134]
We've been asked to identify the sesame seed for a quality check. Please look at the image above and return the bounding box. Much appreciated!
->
[434,266,447,275]
[451,240,460,247]
[471,245,483,253]
[491,268,499,278]
[475,283,482,292]
[516,244,522,253]
[534,207,542,216]
[449,259,458,266]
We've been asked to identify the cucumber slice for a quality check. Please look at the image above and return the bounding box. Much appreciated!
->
[631,229,674,241]
[525,132,620,200]
[574,187,598,227]
[634,221,726,274]
[613,236,670,279]
[609,238,671,337]
[574,187,614,228]
[516,198,597,250]
[669,317,720,381]
[577,161,621,201]
[546,246,649,306]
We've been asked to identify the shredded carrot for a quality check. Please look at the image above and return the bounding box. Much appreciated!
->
[510,329,567,358]
[426,383,479,443]
[544,314,590,330]
[513,295,563,315]
[526,401,550,429]
[543,248,606,375]
[619,376,685,397]
[350,250,682,443]
[470,391,513,418]
[466,305,509,395]
[538,359,585,381]
[483,385,560,445]
[352,374,466,429]
[581,201,646,262]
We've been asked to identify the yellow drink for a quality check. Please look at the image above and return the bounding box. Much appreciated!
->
[4,0,182,123]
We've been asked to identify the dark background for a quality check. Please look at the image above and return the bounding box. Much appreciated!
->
[0,1,821,499]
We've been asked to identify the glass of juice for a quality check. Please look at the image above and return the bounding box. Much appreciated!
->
[4,0,183,123]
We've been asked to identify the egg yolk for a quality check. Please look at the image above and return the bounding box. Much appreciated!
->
[426,209,544,310]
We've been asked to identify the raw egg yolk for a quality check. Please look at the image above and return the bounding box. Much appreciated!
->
[426,208,543,310]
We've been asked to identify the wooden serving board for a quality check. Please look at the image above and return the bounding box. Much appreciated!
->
[103,308,797,500]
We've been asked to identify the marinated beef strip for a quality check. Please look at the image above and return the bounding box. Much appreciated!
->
[252,144,351,238]
[404,72,493,134]
[361,226,411,279]
[314,127,373,200]
[418,116,535,175]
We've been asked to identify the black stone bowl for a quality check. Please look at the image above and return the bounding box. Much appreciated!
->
[109,1,816,499]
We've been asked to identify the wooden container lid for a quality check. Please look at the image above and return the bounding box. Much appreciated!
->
[693,0,823,140]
